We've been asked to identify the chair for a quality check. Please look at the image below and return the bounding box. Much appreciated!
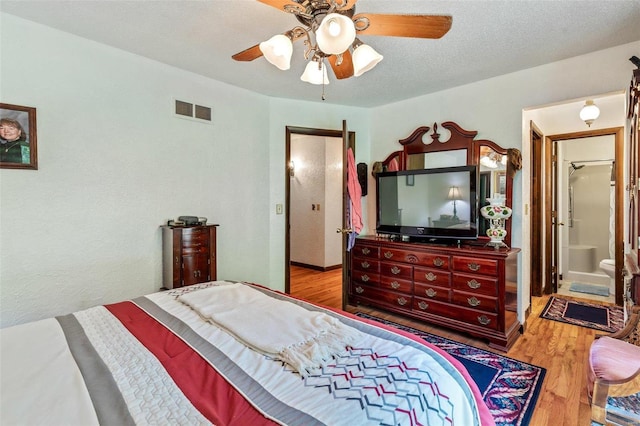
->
[588,306,640,425]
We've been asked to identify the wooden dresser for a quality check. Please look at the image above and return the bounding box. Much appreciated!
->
[162,224,218,289]
[350,236,520,351]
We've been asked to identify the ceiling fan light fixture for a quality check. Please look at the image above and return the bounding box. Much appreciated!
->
[579,99,600,127]
[352,42,383,77]
[315,13,356,55]
[259,34,293,70]
[300,60,329,85]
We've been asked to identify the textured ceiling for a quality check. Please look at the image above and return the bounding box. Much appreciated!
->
[2,0,640,107]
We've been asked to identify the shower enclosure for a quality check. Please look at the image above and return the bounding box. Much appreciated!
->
[563,161,614,289]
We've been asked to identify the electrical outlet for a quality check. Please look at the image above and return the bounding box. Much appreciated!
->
[276,204,283,215]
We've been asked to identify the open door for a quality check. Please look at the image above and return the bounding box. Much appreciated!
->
[284,123,355,303]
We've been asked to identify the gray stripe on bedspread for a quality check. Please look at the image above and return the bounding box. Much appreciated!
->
[56,314,135,426]
[134,296,323,426]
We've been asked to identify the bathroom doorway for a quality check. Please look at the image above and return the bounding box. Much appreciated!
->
[557,135,615,303]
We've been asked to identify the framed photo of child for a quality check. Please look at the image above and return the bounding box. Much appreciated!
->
[0,103,38,170]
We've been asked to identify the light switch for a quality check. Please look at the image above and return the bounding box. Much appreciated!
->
[276,204,283,215]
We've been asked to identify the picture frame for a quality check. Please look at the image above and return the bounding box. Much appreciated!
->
[0,103,38,170]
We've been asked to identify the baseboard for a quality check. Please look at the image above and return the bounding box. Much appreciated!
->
[291,261,342,272]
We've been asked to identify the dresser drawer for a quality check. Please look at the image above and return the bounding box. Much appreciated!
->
[353,243,379,259]
[452,290,498,313]
[353,258,379,273]
[351,270,379,286]
[380,276,413,293]
[380,261,413,280]
[379,247,450,269]
[181,228,210,254]
[412,297,453,317]
[452,273,498,296]
[452,256,498,276]
[414,266,451,287]
[455,306,499,331]
[414,283,451,302]
[350,285,412,310]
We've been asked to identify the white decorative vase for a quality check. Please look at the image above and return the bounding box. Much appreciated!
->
[480,195,512,248]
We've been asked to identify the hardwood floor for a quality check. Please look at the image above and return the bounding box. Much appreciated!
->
[289,265,606,426]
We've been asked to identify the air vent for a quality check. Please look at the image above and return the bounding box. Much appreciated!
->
[173,99,212,124]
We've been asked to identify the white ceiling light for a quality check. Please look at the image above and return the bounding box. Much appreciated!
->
[315,13,356,55]
[259,34,293,70]
[352,39,383,77]
[579,99,600,127]
[301,60,329,85]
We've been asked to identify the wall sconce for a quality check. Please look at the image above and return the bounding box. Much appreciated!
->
[289,160,295,177]
[448,186,461,220]
[580,99,600,127]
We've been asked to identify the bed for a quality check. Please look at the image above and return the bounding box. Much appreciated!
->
[1,281,495,425]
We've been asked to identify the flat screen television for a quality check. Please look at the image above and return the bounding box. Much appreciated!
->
[376,165,478,241]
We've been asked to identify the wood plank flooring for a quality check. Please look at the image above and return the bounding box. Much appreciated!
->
[289,265,607,426]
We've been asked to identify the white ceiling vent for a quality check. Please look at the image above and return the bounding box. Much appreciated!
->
[173,99,212,124]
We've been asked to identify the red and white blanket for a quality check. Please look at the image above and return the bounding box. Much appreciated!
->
[0,281,495,425]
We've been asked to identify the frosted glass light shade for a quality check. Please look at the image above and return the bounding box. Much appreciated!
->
[300,61,329,85]
[352,43,383,76]
[259,34,293,70]
[315,13,356,54]
[579,100,600,127]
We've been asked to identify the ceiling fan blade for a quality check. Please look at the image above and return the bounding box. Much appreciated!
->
[353,14,452,39]
[256,0,305,14]
[232,44,264,62]
[328,50,354,79]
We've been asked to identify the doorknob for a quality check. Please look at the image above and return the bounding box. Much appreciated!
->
[336,228,354,234]
[558,222,565,226]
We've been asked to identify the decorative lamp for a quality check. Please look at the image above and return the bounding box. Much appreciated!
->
[301,60,329,85]
[259,34,293,70]
[580,99,600,127]
[448,186,461,220]
[315,13,356,55]
[480,194,513,248]
[352,39,383,77]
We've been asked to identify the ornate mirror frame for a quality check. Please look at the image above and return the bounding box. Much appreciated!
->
[373,121,522,246]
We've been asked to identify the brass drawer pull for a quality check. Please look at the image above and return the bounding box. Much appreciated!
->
[425,288,437,297]
[418,301,429,310]
[433,258,444,267]
[390,281,400,289]
[384,251,394,259]
[477,315,491,325]
[425,272,437,281]
[362,247,370,255]
[390,266,401,275]
[361,261,370,269]
[361,274,370,282]
[468,262,481,271]
[467,279,481,289]
[355,286,364,294]
[467,296,481,307]
[397,297,408,306]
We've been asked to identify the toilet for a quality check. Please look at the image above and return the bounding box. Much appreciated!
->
[599,259,615,278]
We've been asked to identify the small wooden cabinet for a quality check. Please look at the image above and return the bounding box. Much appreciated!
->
[162,224,218,289]
[350,236,520,351]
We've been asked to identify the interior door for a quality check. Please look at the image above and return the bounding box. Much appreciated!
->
[551,140,560,293]
[340,119,350,310]
[284,124,355,297]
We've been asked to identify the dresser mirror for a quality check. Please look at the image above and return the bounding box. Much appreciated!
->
[374,122,520,246]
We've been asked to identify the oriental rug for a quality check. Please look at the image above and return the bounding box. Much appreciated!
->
[541,296,624,333]
[355,312,545,426]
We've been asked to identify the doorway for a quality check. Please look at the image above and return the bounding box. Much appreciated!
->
[284,126,355,308]
[532,127,624,305]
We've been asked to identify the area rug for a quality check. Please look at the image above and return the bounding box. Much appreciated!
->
[541,296,624,333]
[569,282,609,297]
[355,312,545,426]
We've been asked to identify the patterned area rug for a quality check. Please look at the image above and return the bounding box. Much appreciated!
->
[541,296,624,333]
[355,312,545,426]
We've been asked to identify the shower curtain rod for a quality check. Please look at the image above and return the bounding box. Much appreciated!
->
[570,159,614,165]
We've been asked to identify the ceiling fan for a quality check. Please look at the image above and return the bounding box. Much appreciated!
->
[232,0,452,85]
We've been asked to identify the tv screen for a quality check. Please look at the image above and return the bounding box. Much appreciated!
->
[376,165,478,241]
